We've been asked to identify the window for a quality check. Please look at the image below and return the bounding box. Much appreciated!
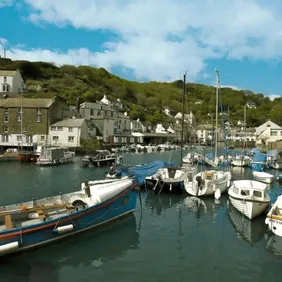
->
[68,136,74,142]
[271,130,278,136]
[4,115,8,122]
[17,136,22,141]
[240,189,250,196]
[90,109,94,116]
[1,135,8,142]
[6,85,9,92]
[41,136,45,141]
[4,76,7,82]
[4,108,8,114]
[97,110,101,116]
[18,108,22,114]
[3,126,8,132]
[51,126,56,131]
[2,85,6,92]
[36,115,42,123]
[68,127,73,132]
[111,111,114,118]
[253,190,262,198]
[57,126,63,131]
[17,114,21,122]
[23,126,27,132]
[36,108,41,114]
[52,136,59,141]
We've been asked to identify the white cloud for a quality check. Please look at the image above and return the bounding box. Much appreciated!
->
[221,85,241,91]
[268,94,281,101]
[2,0,282,81]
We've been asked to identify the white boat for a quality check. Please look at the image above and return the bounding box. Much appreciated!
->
[271,162,282,170]
[265,195,282,237]
[228,180,270,219]
[231,155,251,167]
[253,171,274,184]
[182,152,201,165]
[184,170,231,197]
[36,147,75,166]
[145,167,188,193]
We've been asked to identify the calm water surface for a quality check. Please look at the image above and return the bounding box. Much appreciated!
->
[0,151,282,282]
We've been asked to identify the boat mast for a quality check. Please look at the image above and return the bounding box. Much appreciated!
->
[215,69,219,159]
[243,104,247,149]
[20,92,23,151]
[180,72,187,166]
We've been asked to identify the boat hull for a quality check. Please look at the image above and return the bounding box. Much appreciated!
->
[228,194,268,219]
[0,187,137,257]
[36,156,74,166]
[231,159,250,167]
[145,178,184,194]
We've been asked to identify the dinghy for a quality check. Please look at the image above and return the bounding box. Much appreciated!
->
[228,180,270,219]
[0,178,137,257]
[253,171,274,184]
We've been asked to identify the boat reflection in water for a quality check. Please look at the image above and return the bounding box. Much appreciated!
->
[265,233,282,256]
[0,215,139,282]
[228,204,266,243]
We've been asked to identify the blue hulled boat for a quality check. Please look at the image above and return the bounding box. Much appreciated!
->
[0,178,137,257]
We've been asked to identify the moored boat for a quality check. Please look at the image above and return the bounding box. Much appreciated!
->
[228,180,270,219]
[82,150,122,167]
[253,171,274,184]
[0,178,137,257]
[265,195,282,237]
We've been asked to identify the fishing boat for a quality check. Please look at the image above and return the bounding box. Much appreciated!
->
[265,195,282,237]
[36,147,75,166]
[253,171,274,184]
[228,180,270,219]
[0,178,137,256]
[144,166,188,194]
[184,170,231,198]
[82,150,122,167]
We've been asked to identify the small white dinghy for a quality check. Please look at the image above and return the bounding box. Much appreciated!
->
[228,180,270,220]
[253,171,274,184]
[265,195,282,237]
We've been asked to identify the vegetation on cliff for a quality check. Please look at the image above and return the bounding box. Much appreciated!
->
[0,58,280,127]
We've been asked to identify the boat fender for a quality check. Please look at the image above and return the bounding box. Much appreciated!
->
[227,179,231,187]
[28,212,40,219]
[55,224,74,234]
[214,188,221,200]
[170,183,172,192]
[0,241,19,254]
[212,184,216,192]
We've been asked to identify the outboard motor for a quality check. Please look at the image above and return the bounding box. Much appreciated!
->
[196,176,202,188]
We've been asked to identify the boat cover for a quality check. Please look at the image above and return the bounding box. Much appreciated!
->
[266,150,279,157]
[252,153,267,163]
[118,161,176,186]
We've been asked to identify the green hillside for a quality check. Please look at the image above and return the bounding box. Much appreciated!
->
[0,58,280,127]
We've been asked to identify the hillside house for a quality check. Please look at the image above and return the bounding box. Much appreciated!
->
[49,118,96,147]
[0,69,26,93]
[0,97,69,148]
[256,121,282,146]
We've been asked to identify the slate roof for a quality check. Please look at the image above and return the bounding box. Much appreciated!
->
[50,118,85,127]
[0,98,54,108]
[0,70,17,76]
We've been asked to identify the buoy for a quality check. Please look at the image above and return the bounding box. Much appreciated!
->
[214,188,221,200]
[20,205,28,211]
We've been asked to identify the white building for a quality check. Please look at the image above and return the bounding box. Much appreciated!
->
[174,111,196,126]
[100,95,123,110]
[49,118,96,147]
[130,118,146,133]
[246,102,257,109]
[0,69,26,93]
[256,121,282,145]
[155,124,167,134]
[163,106,171,117]
[117,112,131,135]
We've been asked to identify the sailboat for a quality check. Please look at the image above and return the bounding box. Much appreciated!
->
[184,69,231,198]
[231,105,251,167]
[145,73,192,194]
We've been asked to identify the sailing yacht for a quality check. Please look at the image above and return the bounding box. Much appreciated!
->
[185,69,231,198]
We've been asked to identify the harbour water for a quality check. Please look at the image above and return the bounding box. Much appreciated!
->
[0,150,282,282]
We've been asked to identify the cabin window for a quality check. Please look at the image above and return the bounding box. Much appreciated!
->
[68,136,74,142]
[253,190,262,198]
[3,125,8,132]
[69,127,73,132]
[53,136,59,141]
[240,189,250,196]
[4,115,8,122]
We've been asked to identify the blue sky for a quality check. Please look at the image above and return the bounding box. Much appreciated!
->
[1,0,282,100]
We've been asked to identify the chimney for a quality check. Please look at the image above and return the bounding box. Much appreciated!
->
[76,96,80,113]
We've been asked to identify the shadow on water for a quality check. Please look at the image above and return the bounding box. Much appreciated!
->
[0,215,140,282]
